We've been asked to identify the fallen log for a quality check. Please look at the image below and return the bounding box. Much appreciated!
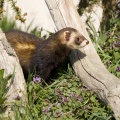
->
[0,29,27,118]
[45,0,120,119]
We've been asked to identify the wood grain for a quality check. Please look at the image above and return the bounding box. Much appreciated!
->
[0,29,27,118]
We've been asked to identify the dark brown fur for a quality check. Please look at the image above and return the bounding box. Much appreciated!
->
[5,27,88,81]
[5,30,41,75]
[30,29,72,80]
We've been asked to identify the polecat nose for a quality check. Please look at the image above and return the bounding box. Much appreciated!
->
[86,41,89,45]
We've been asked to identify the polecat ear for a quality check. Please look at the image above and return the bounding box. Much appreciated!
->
[64,31,71,41]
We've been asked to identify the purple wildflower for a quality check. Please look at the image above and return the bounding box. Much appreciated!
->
[83,105,88,111]
[71,92,78,98]
[55,89,62,96]
[42,107,50,114]
[114,41,120,47]
[71,92,83,101]
[77,97,83,102]
[87,86,92,91]
[62,97,70,103]
[113,41,117,46]
[32,75,41,84]
[116,66,120,72]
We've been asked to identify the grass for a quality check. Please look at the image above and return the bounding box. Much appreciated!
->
[26,65,113,120]
[86,17,120,78]
[0,13,119,119]
[0,66,113,120]
[0,15,17,32]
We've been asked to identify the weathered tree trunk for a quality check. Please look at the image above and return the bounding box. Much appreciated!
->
[45,0,120,119]
[0,29,27,118]
[81,1,103,33]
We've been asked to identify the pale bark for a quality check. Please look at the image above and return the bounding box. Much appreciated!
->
[0,29,27,118]
[45,0,120,119]
[81,1,103,33]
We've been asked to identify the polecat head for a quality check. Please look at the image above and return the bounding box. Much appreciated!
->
[60,27,89,49]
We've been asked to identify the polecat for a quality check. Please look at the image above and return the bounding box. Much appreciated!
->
[5,27,89,81]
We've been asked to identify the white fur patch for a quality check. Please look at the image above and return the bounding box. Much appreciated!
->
[79,40,89,48]
[66,32,88,49]
[64,31,71,41]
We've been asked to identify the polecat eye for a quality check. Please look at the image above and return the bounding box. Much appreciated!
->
[75,37,81,45]
[76,37,79,42]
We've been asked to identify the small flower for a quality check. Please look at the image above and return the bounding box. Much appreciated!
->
[77,97,83,102]
[106,60,112,66]
[113,41,120,47]
[32,75,41,84]
[42,107,50,114]
[71,92,77,97]
[116,66,120,72]
[55,89,62,96]
[62,97,70,103]
[83,105,88,111]
[71,92,83,101]
[87,86,92,91]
